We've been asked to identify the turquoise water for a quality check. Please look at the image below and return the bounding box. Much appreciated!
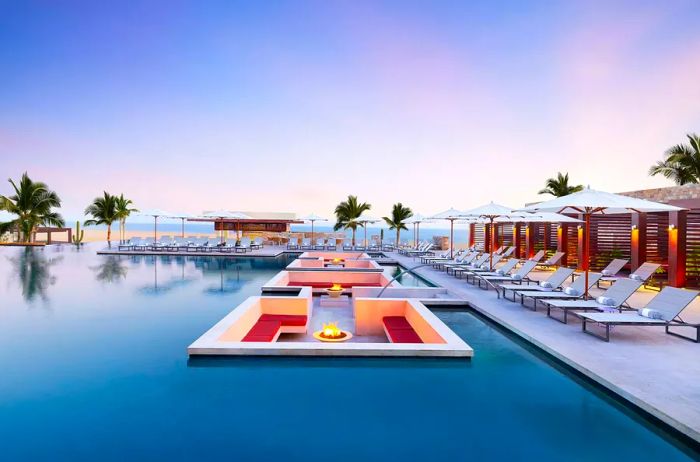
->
[0,245,696,461]
[382,263,436,287]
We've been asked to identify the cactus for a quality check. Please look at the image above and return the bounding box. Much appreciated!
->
[72,221,84,246]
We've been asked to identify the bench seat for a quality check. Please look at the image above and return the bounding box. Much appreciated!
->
[242,314,309,342]
[382,316,423,343]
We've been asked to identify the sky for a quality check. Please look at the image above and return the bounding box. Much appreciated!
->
[1,0,700,223]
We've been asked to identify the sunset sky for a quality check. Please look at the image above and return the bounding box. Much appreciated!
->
[2,0,700,222]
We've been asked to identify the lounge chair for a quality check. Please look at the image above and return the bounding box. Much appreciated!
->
[251,237,264,250]
[459,254,505,281]
[599,262,660,287]
[578,287,699,342]
[514,272,603,310]
[314,238,325,250]
[139,238,155,251]
[537,251,565,269]
[287,237,299,250]
[448,253,490,277]
[118,239,135,251]
[460,258,518,282]
[477,260,538,289]
[433,252,474,271]
[499,267,575,302]
[342,239,353,251]
[405,243,433,257]
[527,250,545,263]
[571,258,627,282]
[326,238,337,250]
[382,240,395,251]
[301,238,313,250]
[188,237,207,251]
[236,237,251,253]
[399,242,427,255]
[354,241,367,251]
[206,238,221,252]
[501,246,516,258]
[443,253,479,274]
[542,278,643,324]
[421,249,461,264]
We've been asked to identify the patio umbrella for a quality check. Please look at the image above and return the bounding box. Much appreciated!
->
[201,211,251,243]
[357,214,381,248]
[522,187,683,297]
[460,202,524,270]
[168,212,194,238]
[406,213,433,247]
[430,207,465,259]
[299,213,328,244]
[138,209,172,241]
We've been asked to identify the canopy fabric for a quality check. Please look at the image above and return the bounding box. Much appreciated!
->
[406,213,433,224]
[357,214,381,223]
[522,187,683,214]
[201,210,251,219]
[430,207,464,220]
[299,213,328,222]
[138,209,173,217]
[460,202,515,218]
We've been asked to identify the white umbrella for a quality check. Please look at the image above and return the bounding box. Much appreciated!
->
[406,213,433,247]
[522,187,683,297]
[169,212,195,238]
[430,207,465,259]
[138,209,173,240]
[201,211,251,243]
[357,214,381,248]
[459,202,526,269]
[299,213,328,244]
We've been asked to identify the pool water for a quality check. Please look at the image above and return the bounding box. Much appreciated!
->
[382,263,436,287]
[0,245,696,461]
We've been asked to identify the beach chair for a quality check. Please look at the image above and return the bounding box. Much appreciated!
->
[434,252,474,271]
[405,243,433,257]
[301,238,313,250]
[342,239,353,251]
[515,272,603,310]
[542,278,643,324]
[444,253,479,274]
[118,239,135,251]
[501,246,516,258]
[578,287,699,342]
[477,260,538,289]
[599,262,660,287]
[368,239,381,251]
[354,241,367,251]
[236,237,251,253]
[459,254,505,281]
[251,237,264,250]
[206,238,221,252]
[326,238,337,250]
[140,238,155,251]
[287,237,299,250]
[571,258,627,282]
[421,249,461,264]
[527,250,545,263]
[537,251,565,269]
[382,240,395,251]
[449,253,490,277]
[499,267,575,302]
[314,238,325,250]
[461,258,519,282]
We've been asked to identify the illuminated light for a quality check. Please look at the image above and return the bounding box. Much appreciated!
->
[669,224,676,231]
[313,322,352,342]
[631,224,637,230]
[326,283,343,298]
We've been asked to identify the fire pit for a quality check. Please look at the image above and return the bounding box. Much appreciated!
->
[313,322,353,342]
[326,283,343,298]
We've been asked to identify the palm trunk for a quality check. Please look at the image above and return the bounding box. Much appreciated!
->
[351,228,356,246]
[107,224,111,242]
[396,229,400,247]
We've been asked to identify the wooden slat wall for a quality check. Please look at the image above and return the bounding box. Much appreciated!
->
[590,214,631,270]
[684,212,700,288]
[646,212,669,266]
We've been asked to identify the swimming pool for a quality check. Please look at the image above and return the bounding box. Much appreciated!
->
[0,245,696,461]
[381,263,436,287]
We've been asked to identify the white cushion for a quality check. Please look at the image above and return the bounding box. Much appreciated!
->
[511,274,523,281]
[638,308,663,319]
[630,274,643,281]
[539,281,553,289]
[563,287,581,296]
[596,296,616,306]
[601,269,612,276]
[495,269,505,276]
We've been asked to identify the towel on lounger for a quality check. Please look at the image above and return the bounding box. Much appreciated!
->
[630,274,643,281]
[539,281,554,290]
[596,296,616,306]
[638,308,663,319]
[511,274,522,281]
[601,269,613,276]
[564,287,581,296]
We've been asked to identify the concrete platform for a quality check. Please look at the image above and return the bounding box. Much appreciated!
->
[389,251,700,442]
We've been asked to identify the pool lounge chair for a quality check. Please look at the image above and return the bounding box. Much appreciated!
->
[342,239,353,251]
[542,278,643,324]
[236,237,251,253]
[477,260,538,289]
[399,242,427,255]
[501,246,516,258]
[287,237,299,250]
[434,252,474,271]
[301,238,313,250]
[405,243,433,257]
[326,238,337,250]
[421,249,462,264]
[578,287,699,342]
[461,258,519,282]
[515,272,603,310]
[118,239,136,251]
[139,238,155,251]
[354,241,367,251]
[443,253,480,274]
[571,258,627,282]
[537,251,565,269]
[448,253,490,277]
[382,240,395,251]
[499,267,575,302]
[251,237,264,250]
[314,238,325,250]
[368,240,381,251]
[599,262,660,287]
[459,254,505,281]
[526,250,545,263]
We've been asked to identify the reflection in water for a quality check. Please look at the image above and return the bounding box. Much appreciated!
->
[202,258,247,295]
[91,256,128,284]
[6,247,62,304]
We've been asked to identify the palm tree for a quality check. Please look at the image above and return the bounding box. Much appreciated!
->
[114,194,138,243]
[383,203,413,248]
[84,192,118,242]
[649,133,700,185]
[538,172,584,197]
[333,195,371,245]
[0,172,64,242]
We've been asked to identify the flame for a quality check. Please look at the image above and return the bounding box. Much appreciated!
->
[330,283,342,291]
[332,258,343,264]
[322,322,342,338]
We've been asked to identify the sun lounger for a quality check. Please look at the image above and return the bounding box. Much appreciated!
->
[515,272,603,310]
[287,237,299,250]
[251,237,264,250]
[460,258,519,282]
[118,239,135,251]
[542,278,643,324]
[236,237,251,253]
[434,252,475,270]
[326,238,337,250]
[572,258,627,282]
[458,254,505,281]
[477,260,538,289]
[537,251,565,269]
[342,239,353,251]
[301,238,313,250]
[527,250,545,263]
[354,241,367,251]
[450,254,492,278]
[314,238,325,250]
[501,246,516,258]
[599,262,660,286]
[443,253,480,274]
[579,287,699,342]
[499,267,575,301]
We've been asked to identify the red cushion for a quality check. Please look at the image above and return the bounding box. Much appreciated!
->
[289,281,381,288]
[387,328,423,343]
[260,314,307,326]
[242,320,281,342]
[382,316,413,330]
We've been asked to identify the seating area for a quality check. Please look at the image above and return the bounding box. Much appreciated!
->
[382,316,423,343]
[116,235,260,253]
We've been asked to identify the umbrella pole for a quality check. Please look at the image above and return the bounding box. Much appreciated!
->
[490,218,494,270]
[181,218,185,238]
[364,223,367,248]
[417,222,420,245]
[154,217,157,241]
[584,212,590,298]
[311,220,314,245]
[450,219,454,259]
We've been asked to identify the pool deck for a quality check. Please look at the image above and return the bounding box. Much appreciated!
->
[389,251,700,443]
